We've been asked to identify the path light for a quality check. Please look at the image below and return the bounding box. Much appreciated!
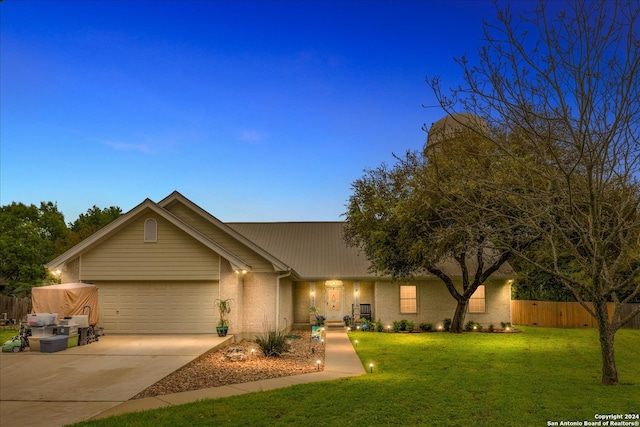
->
[317,360,321,370]
[356,325,360,331]
[387,325,391,332]
[438,325,443,331]
[251,348,255,357]
[355,339,358,347]
[369,363,374,373]
[347,327,351,332]
[321,338,324,345]
[506,326,511,331]
[473,325,477,330]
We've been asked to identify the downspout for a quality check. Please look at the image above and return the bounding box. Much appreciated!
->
[275,269,292,331]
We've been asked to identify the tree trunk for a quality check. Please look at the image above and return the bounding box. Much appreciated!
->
[594,299,619,385]
[450,299,468,333]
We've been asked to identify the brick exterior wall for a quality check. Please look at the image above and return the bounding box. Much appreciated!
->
[61,257,80,283]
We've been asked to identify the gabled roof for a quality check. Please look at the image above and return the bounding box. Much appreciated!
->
[228,222,375,280]
[228,222,516,280]
[47,198,256,272]
[158,191,291,273]
[48,191,516,281]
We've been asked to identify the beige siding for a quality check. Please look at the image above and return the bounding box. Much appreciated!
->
[166,202,275,272]
[81,213,220,281]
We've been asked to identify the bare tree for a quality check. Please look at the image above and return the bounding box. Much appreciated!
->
[429,0,640,385]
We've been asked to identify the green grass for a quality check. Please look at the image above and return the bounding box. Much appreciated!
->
[0,328,18,343]
[70,327,639,426]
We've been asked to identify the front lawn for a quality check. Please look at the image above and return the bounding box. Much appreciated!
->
[73,327,639,426]
[0,328,18,344]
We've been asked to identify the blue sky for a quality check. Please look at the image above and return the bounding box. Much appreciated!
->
[2,0,515,222]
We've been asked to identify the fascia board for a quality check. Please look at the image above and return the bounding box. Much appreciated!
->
[47,199,253,272]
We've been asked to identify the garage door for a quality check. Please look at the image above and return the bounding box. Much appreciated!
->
[98,281,219,333]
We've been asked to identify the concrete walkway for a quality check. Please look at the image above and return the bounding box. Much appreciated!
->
[92,329,365,420]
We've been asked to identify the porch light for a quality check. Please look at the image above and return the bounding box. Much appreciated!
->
[369,363,374,373]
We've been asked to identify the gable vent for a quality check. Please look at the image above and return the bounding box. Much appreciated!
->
[144,218,158,242]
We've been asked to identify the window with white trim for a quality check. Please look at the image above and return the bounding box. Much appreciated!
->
[399,285,417,314]
[469,285,486,313]
[144,218,157,242]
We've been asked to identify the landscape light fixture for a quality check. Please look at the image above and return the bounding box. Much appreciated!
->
[317,360,321,370]
[355,339,358,347]
[369,363,374,373]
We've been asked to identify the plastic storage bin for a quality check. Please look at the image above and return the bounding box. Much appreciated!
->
[66,334,79,348]
[58,324,79,335]
[29,326,55,337]
[29,337,45,352]
[70,315,89,327]
[40,336,68,353]
[28,313,58,327]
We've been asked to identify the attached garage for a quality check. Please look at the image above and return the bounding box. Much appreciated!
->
[98,281,218,333]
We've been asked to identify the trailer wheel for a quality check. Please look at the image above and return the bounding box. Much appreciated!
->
[11,346,20,353]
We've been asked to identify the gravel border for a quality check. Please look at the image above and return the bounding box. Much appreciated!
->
[133,330,326,399]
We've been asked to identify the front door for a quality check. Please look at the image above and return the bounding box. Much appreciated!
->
[326,287,343,322]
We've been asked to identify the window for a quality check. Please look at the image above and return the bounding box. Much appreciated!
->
[469,285,486,313]
[400,285,417,314]
[144,218,157,242]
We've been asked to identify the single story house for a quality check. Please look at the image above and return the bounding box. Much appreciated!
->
[46,191,515,338]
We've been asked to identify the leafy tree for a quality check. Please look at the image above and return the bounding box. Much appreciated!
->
[428,0,640,384]
[0,202,69,295]
[68,205,122,245]
[344,117,534,333]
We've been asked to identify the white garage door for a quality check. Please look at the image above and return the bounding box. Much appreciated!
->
[98,281,219,333]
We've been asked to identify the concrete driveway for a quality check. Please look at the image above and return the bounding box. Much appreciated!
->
[0,334,231,427]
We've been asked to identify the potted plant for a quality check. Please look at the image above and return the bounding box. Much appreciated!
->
[215,298,232,337]
[309,306,319,325]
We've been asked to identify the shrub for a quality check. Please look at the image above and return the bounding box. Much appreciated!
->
[488,324,494,332]
[343,315,352,326]
[392,320,401,332]
[419,322,432,332]
[443,318,452,332]
[465,321,483,331]
[406,321,415,332]
[255,327,289,357]
[375,319,383,332]
[400,319,408,331]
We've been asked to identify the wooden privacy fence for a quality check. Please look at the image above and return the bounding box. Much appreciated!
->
[511,300,640,329]
[0,295,32,324]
